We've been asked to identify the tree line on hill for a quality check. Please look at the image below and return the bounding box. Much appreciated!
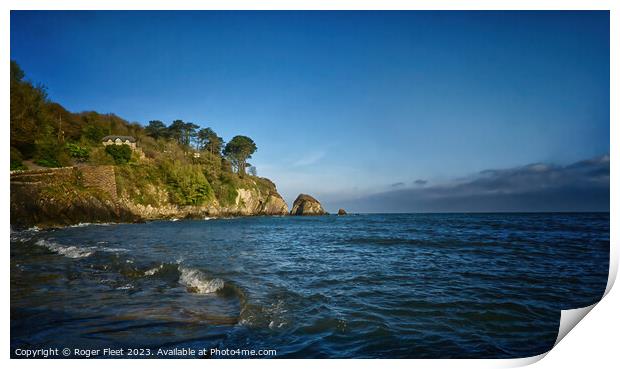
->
[144,120,256,176]
[10,60,258,177]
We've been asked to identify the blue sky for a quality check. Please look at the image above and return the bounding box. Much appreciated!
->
[10,11,609,211]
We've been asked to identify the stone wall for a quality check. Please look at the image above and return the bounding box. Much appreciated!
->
[79,165,118,200]
[10,167,79,187]
[10,165,118,200]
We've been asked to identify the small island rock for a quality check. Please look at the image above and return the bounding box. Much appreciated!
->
[337,208,347,215]
[290,194,327,216]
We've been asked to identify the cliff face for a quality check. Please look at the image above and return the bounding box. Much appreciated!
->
[224,187,289,215]
[118,179,289,220]
[10,165,289,228]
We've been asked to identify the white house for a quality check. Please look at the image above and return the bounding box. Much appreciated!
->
[101,135,137,150]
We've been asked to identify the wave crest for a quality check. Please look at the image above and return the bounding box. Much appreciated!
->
[179,267,224,294]
[35,239,94,258]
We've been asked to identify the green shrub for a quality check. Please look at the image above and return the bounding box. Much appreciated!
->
[83,124,107,143]
[10,147,27,171]
[34,158,61,168]
[66,143,90,162]
[11,160,28,171]
[105,144,132,164]
[115,163,163,206]
[34,135,70,168]
[161,160,214,206]
[212,172,240,206]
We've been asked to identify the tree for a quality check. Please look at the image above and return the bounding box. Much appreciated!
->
[248,165,257,176]
[223,135,257,177]
[184,122,199,148]
[168,120,185,144]
[10,60,51,157]
[167,120,199,147]
[197,128,212,150]
[145,120,167,139]
[197,127,224,156]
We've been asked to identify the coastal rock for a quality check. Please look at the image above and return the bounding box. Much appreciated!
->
[290,194,327,216]
[262,194,290,215]
[10,166,290,229]
[222,180,289,216]
[337,208,347,215]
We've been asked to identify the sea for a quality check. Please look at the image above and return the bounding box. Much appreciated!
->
[10,213,609,358]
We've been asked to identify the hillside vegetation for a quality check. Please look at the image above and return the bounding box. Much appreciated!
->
[10,60,281,212]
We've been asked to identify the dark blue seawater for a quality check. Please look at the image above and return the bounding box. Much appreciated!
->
[11,213,609,358]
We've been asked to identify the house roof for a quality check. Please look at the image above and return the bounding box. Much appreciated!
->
[102,135,137,142]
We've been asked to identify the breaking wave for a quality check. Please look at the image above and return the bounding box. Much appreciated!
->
[144,264,164,276]
[178,266,225,294]
[27,235,228,296]
[34,239,94,258]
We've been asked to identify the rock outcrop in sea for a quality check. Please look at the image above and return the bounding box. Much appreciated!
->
[290,194,327,216]
[337,208,347,215]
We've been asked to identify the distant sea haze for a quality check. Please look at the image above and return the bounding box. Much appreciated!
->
[326,154,609,214]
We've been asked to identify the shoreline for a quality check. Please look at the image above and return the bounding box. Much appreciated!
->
[10,212,329,232]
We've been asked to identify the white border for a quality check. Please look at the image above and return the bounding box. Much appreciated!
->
[2,1,616,368]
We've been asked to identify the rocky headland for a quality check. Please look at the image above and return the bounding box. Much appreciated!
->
[10,165,291,229]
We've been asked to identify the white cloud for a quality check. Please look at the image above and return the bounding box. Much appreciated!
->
[291,150,326,167]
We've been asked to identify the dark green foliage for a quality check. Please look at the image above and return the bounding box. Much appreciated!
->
[10,60,50,158]
[166,120,200,148]
[223,136,257,177]
[212,172,240,206]
[105,145,133,165]
[10,147,27,171]
[83,124,107,143]
[145,120,168,139]
[168,120,185,145]
[34,158,62,168]
[34,126,71,168]
[11,161,28,171]
[66,143,89,162]
[197,127,224,155]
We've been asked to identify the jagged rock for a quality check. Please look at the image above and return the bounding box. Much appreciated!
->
[337,208,347,215]
[290,194,327,216]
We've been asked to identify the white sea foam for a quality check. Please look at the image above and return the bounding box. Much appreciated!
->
[68,222,92,228]
[144,264,164,276]
[35,239,94,258]
[11,235,32,243]
[178,267,224,294]
[67,222,113,228]
[101,247,129,253]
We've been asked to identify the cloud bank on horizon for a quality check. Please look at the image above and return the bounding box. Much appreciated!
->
[323,154,609,213]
